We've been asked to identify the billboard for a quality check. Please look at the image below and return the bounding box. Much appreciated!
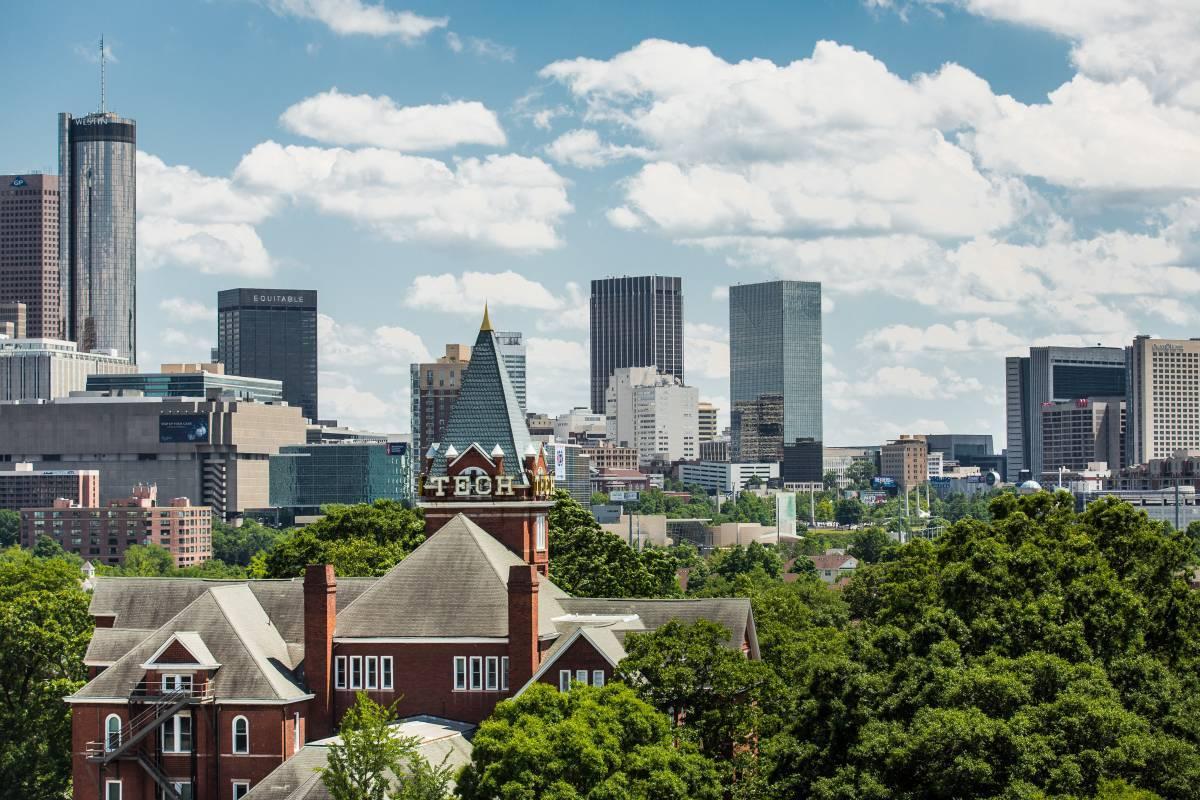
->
[610,490,641,502]
[387,442,408,457]
[775,492,797,537]
[553,444,567,482]
[871,476,898,490]
[159,414,210,444]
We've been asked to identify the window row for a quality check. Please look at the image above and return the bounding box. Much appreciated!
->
[453,656,509,692]
[334,655,394,691]
[559,669,606,692]
[104,779,250,800]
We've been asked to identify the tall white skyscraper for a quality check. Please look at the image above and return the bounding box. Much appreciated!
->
[1127,336,1200,464]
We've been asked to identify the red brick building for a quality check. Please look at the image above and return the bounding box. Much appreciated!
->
[67,311,758,800]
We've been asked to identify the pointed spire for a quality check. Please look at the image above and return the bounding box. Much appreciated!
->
[480,303,493,332]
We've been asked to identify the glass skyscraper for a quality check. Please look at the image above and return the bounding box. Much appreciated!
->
[58,111,137,361]
[217,289,319,421]
[494,330,527,413]
[589,276,684,413]
[729,280,822,482]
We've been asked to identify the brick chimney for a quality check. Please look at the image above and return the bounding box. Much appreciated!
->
[304,564,337,739]
[507,564,540,691]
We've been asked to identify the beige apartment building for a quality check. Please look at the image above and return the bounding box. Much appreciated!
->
[1128,336,1200,464]
[880,435,928,491]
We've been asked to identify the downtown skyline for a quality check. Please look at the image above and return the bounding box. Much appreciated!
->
[2,1,1197,442]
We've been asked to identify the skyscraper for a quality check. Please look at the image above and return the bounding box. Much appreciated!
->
[217,289,318,421]
[729,280,822,482]
[58,111,137,360]
[1004,346,1127,480]
[1,174,61,338]
[494,330,526,413]
[1127,336,1200,465]
[410,343,471,461]
[589,275,683,413]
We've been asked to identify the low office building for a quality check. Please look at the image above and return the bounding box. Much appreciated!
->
[699,438,730,463]
[591,468,654,495]
[269,441,413,512]
[1075,487,1200,531]
[549,442,592,505]
[1039,397,1124,479]
[20,484,212,567]
[87,362,284,404]
[554,407,607,445]
[582,443,639,472]
[1114,450,1200,491]
[678,461,779,494]
[698,401,719,442]
[0,338,134,401]
[880,435,928,491]
[0,462,99,510]
[0,396,306,518]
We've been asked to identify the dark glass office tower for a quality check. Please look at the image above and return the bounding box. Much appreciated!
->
[217,289,318,421]
[729,280,822,482]
[589,276,683,413]
[58,112,137,361]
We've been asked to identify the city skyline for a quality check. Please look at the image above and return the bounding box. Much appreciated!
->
[2,2,1198,442]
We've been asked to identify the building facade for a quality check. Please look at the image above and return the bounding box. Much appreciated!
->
[1005,346,1127,480]
[698,401,719,442]
[494,330,526,414]
[87,363,284,404]
[410,343,471,462]
[0,301,27,338]
[605,366,698,466]
[553,407,607,445]
[21,484,212,567]
[699,438,731,463]
[729,281,822,482]
[1127,336,1200,465]
[880,435,928,491]
[1039,397,1125,476]
[582,444,639,472]
[0,463,99,510]
[59,112,137,361]
[0,396,306,518]
[0,337,133,401]
[1,174,61,338]
[589,276,683,414]
[217,289,318,422]
[678,461,779,494]
[269,442,412,511]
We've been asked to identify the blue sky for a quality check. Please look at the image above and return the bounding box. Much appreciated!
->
[2,0,1196,444]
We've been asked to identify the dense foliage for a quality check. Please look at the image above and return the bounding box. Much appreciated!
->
[0,509,18,548]
[96,543,247,578]
[0,548,92,799]
[212,518,283,566]
[456,682,722,800]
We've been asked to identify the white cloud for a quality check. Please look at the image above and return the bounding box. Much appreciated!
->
[139,152,275,224]
[158,297,215,324]
[684,322,729,380]
[318,313,431,374]
[402,271,570,315]
[74,40,118,63]
[139,217,273,276]
[155,328,214,364]
[320,371,407,432]
[279,89,506,151]
[446,32,515,61]
[234,142,572,252]
[1135,297,1192,326]
[526,337,588,414]
[856,366,984,399]
[545,129,649,169]
[606,206,642,230]
[858,318,1022,355]
[710,286,728,301]
[265,0,447,42]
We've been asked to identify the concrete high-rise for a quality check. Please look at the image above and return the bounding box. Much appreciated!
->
[698,401,719,442]
[1040,398,1125,476]
[589,276,683,413]
[1005,346,1127,480]
[1127,336,1200,464]
[604,366,698,466]
[410,343,471,460]
[58,112,137,361]
[729,280,822,482]
[494,330,526,413]
[1,174,61,338]
[217,289,319,421]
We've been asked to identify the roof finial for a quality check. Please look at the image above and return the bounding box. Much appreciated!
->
[480,302,493,332]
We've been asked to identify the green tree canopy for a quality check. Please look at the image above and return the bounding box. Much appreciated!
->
[256,500,426,578]
[848,527,892,563]
[833,498,865,526]
[456,681,722,800]
[0,509,18,548]
[0,548,92,799]
[844,460,876,489]
[211,517,282,566]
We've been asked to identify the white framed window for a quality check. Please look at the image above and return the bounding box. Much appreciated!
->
[485,657,499,691]
[232,782,250,800]
[105,714,122,752]
[293,712,301,754]
[559,670,571,692]
[500,657,509,691]
[231,716,249,754]
[349,656,362,689]
[162,674,192,694]
[334,656,347,689]
[535,515,547,552]
[365,656,378,690]
[592,670,605,687]
[469,656,483,690]
[381,657,393,690]
[105,779,122,800]
[576,669,588,685]
[161,712,192,753]
[453,657,467,691]
[159,782,191,800]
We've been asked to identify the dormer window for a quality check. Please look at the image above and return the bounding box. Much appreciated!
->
[162,674,192,694]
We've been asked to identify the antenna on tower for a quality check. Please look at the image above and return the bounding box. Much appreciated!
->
[99,35,106,113]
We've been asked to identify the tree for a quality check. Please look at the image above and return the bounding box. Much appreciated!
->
[0,509,18,548]
[848,527,892,563]
[32,533,66,559]
[117,543,176,576]
[257,501,426,578]
[211,517,281,566]
[590,492,610,506]
[687,542,784,597]
[844,459,876,488]
[823,471,840,490]
[456,682,722,800]
[617,619,782,757]
[1186,520,1200,564]
[0,548,92,799]
[833,498,865,526]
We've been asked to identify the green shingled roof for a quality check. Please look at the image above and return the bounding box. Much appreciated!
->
[429,319,534,483]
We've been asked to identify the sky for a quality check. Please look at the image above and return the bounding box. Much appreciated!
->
[2,0,1198,446]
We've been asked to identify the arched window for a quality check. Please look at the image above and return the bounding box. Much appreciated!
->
[105,714,121,752]
[232,716,249,754]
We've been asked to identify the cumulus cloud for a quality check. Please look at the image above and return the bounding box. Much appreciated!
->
[265,0,447,42]
[318,313,431,374]
[526,337,588,414]
[139,217,273,276]
[445,32,515,61]
[280,89,506,151]
[320,371,408,432]
[858,318,1022,355]
[234,142,572,252]
[402,271,571,315]
[545,129,650,169]
[684,322,729,380]
[158,297,215,324]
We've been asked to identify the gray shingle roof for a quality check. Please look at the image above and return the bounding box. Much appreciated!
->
[242,716,474,800]
[428,324,533,482]
[85,628,155,666]
[335,514,567,639]
[556,597,755,652]
[70,584,309,703]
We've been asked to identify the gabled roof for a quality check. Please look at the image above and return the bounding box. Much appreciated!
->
[428,316,533,483]
[335,514,567,639]
[556,596,756,655]
[519,623,630,696]
[140,631,219,669]
[69,584,309,704]
[809,554,858,571]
